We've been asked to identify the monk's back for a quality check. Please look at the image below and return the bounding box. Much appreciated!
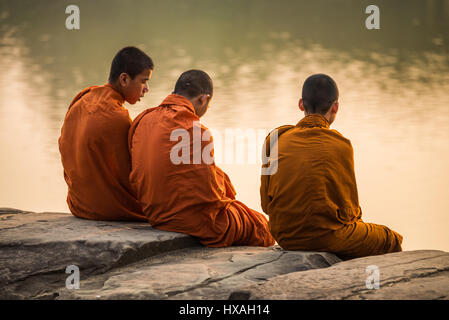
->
[265,114,361,248]
[59,85,145,221]
[129,95,230,227]
[263,74,402,258]
[129,92,274,248]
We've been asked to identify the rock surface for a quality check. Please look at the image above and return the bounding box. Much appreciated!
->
[0,209,200,299]
[1,208,448,300]
[231,250,449,300]
[57,246,340,300]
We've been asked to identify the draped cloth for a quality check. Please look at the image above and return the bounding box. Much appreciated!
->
[59,84,145,221]
[261,113,403,259]
[129,94,274,247]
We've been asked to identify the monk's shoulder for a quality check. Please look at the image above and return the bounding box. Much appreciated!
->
[76,85,123,110]
[129,107,159,135]
[68,85,101,107]
[328,129,352,144]
[171,105,199,125]
[130,105,194,142]
[264,124,295,143]
[326,129,354,156]
[272,124,295,135]
[87,92,131,131]
[136,105,192,126]
[71,85,106,106]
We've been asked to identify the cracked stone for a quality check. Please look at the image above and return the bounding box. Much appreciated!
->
[231,250,449,300]
[57,246,340,300]
[0,208,200,299]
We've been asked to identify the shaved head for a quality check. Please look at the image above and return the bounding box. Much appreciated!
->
[301,74,339,115]
[174,70,213,99]
[108,46,154,83]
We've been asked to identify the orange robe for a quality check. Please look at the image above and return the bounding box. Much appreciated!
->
[261,114,403,259]
[129,94,274,247]
[59,84,145,221]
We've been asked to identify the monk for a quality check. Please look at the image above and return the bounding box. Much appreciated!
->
[129,70,274,247]
[59,46,153,221]
[261,74,403,260]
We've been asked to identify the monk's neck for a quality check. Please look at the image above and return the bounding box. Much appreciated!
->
[107,82,126,103]
[172,93,201,116]
[303,112,332,126]
[297,113,331,129]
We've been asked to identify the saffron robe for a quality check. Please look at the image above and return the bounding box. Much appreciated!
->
[261,114,403,259]
[59,84,145,221]
[129,94,274,247]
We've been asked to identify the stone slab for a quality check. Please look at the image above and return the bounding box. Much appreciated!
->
[57,246,341,300]
[231,250,449,300]
[0,209,200,298]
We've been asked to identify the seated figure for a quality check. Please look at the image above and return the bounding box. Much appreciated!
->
[129,70,275,247]
[59,46,153,221]
[261,73,403,259]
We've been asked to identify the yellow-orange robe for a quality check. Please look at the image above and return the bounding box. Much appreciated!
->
[261,113,403,259]
[129,94,274,247]
[58,84,145,221]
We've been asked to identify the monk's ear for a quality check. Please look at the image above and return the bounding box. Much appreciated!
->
[199,94,206,105]
[200,93,210,106]
[118,73,130,87]
[298,98,305,112]
[333,101,339,114]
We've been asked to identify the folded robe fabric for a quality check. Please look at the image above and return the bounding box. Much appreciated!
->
[261,113,403,259]
[59,84,145,221]
[129,94,275,247]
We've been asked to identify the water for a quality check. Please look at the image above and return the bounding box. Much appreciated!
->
[0,0,448,251]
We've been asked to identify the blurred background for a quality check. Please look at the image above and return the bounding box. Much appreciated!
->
[0,0,448,251]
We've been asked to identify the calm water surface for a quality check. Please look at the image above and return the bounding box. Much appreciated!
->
[1,0,448,251]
